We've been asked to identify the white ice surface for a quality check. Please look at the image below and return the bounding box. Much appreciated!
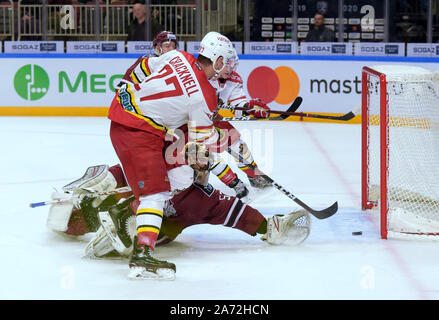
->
[1,117,439,300]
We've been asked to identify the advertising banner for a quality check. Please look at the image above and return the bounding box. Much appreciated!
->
[406,43,439,57]
[353,43,405,56]
[300,42,353,56]
[0,58,134,108]
[66,41,125,54]
[244,42,298,55]
[126,41,155,55]
[1,56,439,115]
[4,41,64,54]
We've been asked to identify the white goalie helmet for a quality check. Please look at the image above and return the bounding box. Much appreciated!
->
[198,31,236,76]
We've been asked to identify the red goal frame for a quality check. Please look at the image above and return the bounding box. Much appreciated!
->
[361,66,389,239]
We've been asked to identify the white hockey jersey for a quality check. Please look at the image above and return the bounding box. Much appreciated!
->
[109,50,218,145]
[209,72,249,116]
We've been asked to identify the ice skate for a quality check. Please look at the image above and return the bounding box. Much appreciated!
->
[128,236,176,280]
[262,209,311,245]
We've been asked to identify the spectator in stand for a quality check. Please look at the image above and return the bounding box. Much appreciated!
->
[128,2,163,41]
[16,0,42,40]
[305,12,335,42]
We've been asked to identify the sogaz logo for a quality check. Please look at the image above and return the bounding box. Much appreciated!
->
[14,64,49,101]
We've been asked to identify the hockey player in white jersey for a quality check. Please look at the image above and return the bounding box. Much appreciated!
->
[107,31,238,279]
[208,49,273,190]
[121,31,251,200]
[45,32,284,280]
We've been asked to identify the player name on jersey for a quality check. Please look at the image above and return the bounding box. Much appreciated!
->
[353,43,405,56]
[4,41,64,53]
[66,41,125,54]
[406,43,439,57]
[126,41,155,55]
[186,41,243,55]
[300,42,353,56]
[168,55,199,97]
[244,42,298,54]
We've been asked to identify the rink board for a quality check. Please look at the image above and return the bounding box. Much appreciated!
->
[1,54,439,123]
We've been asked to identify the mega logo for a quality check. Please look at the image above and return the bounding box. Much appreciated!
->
[14,64,49,101]
[59,71,123,93]
[247,66,300,105]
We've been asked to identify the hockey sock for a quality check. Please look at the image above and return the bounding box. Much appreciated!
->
[209,158,239,186]
[229,140,264,178]
[134,193,170,250]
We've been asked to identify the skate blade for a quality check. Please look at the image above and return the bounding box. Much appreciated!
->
[128,266,176,281]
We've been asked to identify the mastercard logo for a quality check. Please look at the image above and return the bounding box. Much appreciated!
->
[247,66,300,105]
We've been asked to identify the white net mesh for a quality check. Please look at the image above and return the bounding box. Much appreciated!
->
[366,65,439,238]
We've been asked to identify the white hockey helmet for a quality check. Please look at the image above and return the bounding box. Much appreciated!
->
[198,31,235,76]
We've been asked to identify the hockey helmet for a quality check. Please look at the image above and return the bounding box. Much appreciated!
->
[198,32,235,75]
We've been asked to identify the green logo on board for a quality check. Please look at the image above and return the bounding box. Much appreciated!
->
[14,64,50,100]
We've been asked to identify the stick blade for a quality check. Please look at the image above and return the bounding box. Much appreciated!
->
[280,96,303,119]
[337,112,355,121]
[310,201,338,220]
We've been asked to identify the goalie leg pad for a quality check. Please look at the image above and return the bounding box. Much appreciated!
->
[62,165,111,193]
[99,211,134,257]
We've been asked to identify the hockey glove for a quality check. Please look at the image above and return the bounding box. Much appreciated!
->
[245,99,270,118]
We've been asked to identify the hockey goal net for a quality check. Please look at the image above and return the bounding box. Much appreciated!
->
[362,65,439,240]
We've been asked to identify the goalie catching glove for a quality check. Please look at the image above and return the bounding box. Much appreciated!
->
[244,98,270,118]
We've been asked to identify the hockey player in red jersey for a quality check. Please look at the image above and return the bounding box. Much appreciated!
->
[122,30,178,85]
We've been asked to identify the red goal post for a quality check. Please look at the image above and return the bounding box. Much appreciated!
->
[361,66,388,239]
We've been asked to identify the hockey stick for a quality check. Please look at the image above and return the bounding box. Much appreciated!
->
[221,104,361,122]
[227,148,338,220]
[29,186,133,208]
[213,96,303,122]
